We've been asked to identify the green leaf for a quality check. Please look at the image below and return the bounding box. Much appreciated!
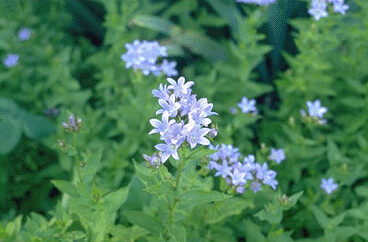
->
[179,190,229,210]
[327,139,342,165]
[21,112,56,140]
[51,180,79,198]
[205,197,253,224]
[168,224,186,242]
[123,210,164,235]
[310,205,329,229]
[255,203,283,225]
[0,98,18,118]
[280,191,303,210]
[243,220,266,242]
[0,118,22,154]
[101,186,129,213]
[355,185,368,197]
[132,14,174,34]
[205,0,240,33]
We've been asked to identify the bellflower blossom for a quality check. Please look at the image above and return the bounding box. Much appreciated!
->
[62,114,82,132]
[237,97,257,114]
[236,0,277,5]
[300,99,328,124]
[208,144,278,193]
[308,0,348,20]
[3,54,19,67]
[121,40,178,77]
[146,76,217,166]
[270,148,285,164]
[18,27,31,41]
[321,177,338,194]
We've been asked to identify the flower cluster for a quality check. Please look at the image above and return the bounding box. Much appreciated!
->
[208,144,278,193]
[144,76,217,166]
[18,27,31,41]
[300,99,328,124]
[321,177,338,194]
[237,97,257,114]
[308,0,349,21]
[62,114,82,132]
[236,0,277,5]
[270,148,285,164]
[3,54,19,68]
[121,40,178,77]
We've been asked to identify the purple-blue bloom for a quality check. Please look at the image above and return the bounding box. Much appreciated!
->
[121,40,178,77]
[270,148,285,164]
[321,177,338,194]
[147,76,216,164]
[18,27,31,41]
[149,112,175,135]
[160,59,178,77]
[3,54,19,67]
[306,100,327,119]
[308,0,348,20]
[237,97,257,114]
[62,114,82,132]
[208,144,278,193]
[143,153,162,167]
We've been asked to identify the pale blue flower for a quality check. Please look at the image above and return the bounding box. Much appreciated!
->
[18,27,31,41]
[238,97,257,114]
[143,153,163,167]
[214,161,233,179]
[155,143,179,162]
[270,148,285,164]
[321,177,338,194]
[160,59,178,77]
[306,100,327,119]
[121,40,167,75]
[149,112,175,135]
[62,114,82,132]
[3,54,19,67]
[182,122,210,149]
[152,83,170,101]
[161,122,185,146]
[188,108,212,127]
[167,76,194,98]
[250,181,262,193]
[156,94,181,117]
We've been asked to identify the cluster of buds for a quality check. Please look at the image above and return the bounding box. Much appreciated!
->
[62,114,82,132]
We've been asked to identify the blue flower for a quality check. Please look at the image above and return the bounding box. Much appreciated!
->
[156,94,181,117]
[18,27,31,41]
[121,40,167,76]
[148,76,216,163]
[3,54,19,67]
[155,143,179,162]
[237,97,257,114]
[152,83,170,101]
[250,181,262,193]
[236,0,277,5]
[321,177,338,194]
[149,112,175,135]
[182,122,210,149]
[160,59,178,77]
[214,161,233,179]
[308,0,348,20]
[270,148,285,164]
[62,114,82,132]
[306,100,327,119]
[143,153,162,167]
[167,76,194,98]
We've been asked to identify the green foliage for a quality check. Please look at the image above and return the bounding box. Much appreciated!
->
[1,0,368,241]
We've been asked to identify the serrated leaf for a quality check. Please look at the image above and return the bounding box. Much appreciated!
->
[101,186,129,213]
[0,118,22,154]
[206,197,253,224]
[51,180,79,198]
[243,220,266,242]
[123,210,164,235]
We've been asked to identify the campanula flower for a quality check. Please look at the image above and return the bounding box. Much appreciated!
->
[236,0,277,5]
[156,94,181,117]
[321,177,338,194]
[62,114,82,132]
[270,148,285,164]
[238,97,257,114]
[18,27,31,41]
[306,100,327,119]
[182,122,210,149]
[155,143,179,162]
[3,54,19,67]
[167,76,194,98]
[149,112,175,135]
[160,59,178,77]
